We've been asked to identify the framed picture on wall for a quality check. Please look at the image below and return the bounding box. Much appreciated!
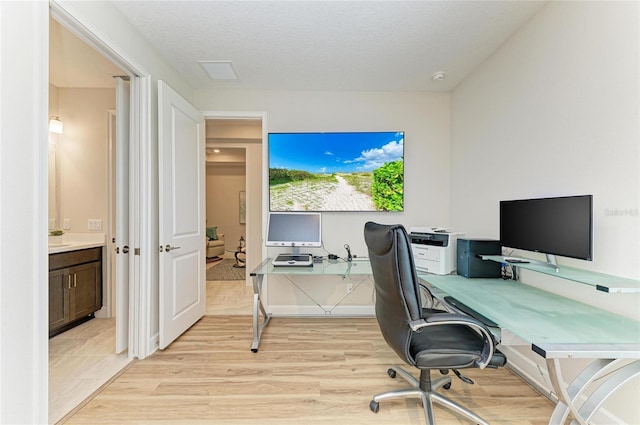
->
[239,191,246,224]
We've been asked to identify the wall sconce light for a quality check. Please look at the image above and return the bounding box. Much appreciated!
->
[49,116,64,134]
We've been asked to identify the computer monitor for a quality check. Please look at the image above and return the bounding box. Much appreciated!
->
[500,194,593,267]
[265,212,322,254]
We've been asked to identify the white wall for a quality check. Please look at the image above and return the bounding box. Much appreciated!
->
[451,0,639,314]
[450,2,639,422]
[206,164,246,248]
[196,90,452,254]
[0,2,49,422]
[195,90,451,313]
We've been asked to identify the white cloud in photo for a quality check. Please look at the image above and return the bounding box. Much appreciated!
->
[345,139,404,171]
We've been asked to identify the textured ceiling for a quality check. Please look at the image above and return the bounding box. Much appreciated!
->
[52,1,547,92]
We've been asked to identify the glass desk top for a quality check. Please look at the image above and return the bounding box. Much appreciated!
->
[250,258,372,277]
[481,255,640,294]
[419,273,640,348]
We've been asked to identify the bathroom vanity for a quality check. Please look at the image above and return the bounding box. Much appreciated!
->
[48,236,104,337]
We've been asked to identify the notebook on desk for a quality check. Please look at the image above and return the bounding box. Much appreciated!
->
[271,253,313,267]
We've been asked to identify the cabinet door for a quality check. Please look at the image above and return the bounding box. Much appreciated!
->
[49,268,70,332]
[70,261,102,320]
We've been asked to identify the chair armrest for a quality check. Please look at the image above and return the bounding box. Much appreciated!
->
[409,313,498,369]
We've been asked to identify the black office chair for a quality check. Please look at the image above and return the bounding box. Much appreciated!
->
[363,222,506,425]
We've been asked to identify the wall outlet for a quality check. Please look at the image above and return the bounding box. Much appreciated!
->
[88,219,102,230]
[346,283,353,294]
[62,219,71,230]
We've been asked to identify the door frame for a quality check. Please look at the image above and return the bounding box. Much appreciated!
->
[105,108,117,318]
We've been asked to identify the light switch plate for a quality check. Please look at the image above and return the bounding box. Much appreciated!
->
[63,219,71,230]
[88,219,102,230]
[49,219,56,230]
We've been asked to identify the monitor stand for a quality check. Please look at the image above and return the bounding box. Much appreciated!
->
[507,254,559,272]
[541,254,560,273]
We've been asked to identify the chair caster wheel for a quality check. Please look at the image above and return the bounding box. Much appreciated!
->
[443,382,451,390]
[387,368,396,379]
[370,400,379,413]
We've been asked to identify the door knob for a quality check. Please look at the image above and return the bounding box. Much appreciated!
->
[165,244,181,252]
[122,245,130,254]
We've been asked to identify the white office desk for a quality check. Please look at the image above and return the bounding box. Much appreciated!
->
[249,258,372,352]
[419,273,640,425]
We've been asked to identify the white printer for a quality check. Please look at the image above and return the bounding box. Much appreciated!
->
[409,227,463,275]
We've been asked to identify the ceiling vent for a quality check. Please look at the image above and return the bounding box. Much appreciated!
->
[198,61,239,81]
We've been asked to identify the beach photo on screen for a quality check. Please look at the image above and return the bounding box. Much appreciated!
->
[268,131,404,212]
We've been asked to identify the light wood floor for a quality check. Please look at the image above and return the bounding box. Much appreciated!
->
[61,317,554,424]
[206,279,253,315]
[51,258,249,424]
[49,318,131,424]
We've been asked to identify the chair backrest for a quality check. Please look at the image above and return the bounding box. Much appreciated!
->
[364,222,423,365]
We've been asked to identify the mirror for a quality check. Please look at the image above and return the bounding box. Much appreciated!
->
[48,17,123,231]
[48,133,58,229]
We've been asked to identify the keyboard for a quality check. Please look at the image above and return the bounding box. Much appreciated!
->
[271,254,313,267]
[443,296,498,327]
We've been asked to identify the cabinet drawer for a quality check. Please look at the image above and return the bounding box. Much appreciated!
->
[49,247,102,270]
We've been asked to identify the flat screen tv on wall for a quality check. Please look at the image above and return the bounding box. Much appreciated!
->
[268,131,404,212]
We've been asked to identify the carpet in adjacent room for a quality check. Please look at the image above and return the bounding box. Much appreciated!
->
[206,258,245,281]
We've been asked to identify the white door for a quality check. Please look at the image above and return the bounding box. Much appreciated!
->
[158,80,206,349]
[115,77,130,354]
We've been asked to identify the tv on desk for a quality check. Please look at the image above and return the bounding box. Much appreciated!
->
[266,212,322,255]
[500,194,593,267]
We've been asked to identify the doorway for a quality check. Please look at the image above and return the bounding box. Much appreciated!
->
[47,11,137,423]
[204,117,263,299]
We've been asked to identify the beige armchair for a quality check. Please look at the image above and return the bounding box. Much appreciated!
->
[206,233,225,258]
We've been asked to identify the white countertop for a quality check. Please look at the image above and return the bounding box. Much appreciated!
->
[48,233,106,254]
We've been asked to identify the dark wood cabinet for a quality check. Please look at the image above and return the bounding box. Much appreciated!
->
[49,247,102,337]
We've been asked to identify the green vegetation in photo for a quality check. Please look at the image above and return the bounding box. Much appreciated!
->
[341,172,373,197]
[269,168,316,185]
[372,160,403,211]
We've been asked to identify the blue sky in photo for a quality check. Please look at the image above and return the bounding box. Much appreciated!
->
[268,132,404,173]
